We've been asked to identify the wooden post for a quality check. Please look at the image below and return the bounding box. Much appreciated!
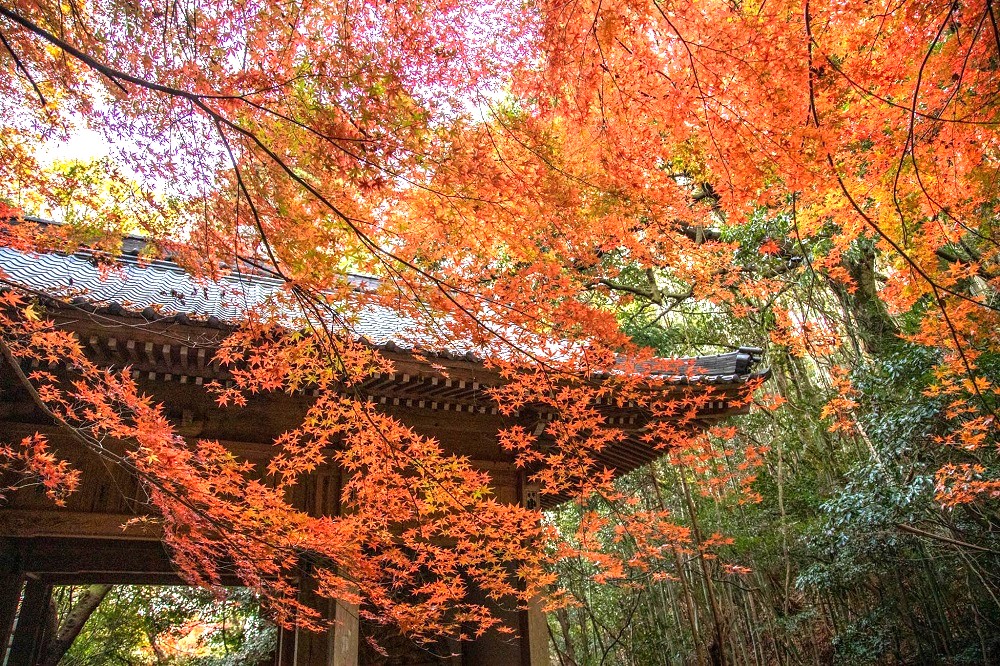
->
[288,590,330,666]
[6,577,52,666]
[0,573,24,664]
[332,597,359,666]
[328,468,359,666]
[273,626,296,666]
[273,464,357,666]
[525,596,550,666]
[522,477,550,666]
[272,586,358,666]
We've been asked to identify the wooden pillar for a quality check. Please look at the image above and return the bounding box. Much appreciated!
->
[331,598,358,666]
[325,468,358,666]
[274,625,296,666]
[6,577,51,666]
[521,478,550,665]
[272,587,358,666]
[274,466,357,666]
[289,590,331,666]
[524,596,550,666]
[0,573,24,663]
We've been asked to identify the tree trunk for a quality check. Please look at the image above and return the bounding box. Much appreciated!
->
[829,244,900,355]
[678,472,729,666]
[39,584,112,666]
[650,465,707,665]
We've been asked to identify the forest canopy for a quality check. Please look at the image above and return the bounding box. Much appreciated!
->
[1,0,999,661]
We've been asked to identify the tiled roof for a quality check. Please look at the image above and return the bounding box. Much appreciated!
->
[0,245,764,381]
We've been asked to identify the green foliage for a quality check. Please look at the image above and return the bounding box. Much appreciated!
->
[830,609,893,666]
[550,236,1000,664]
[60,586,276,666]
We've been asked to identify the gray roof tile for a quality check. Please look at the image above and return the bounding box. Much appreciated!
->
[0,246,764,382]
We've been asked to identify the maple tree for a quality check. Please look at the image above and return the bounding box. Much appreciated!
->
[0,0,998,651]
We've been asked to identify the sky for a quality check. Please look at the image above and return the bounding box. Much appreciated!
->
[35,125,111,166]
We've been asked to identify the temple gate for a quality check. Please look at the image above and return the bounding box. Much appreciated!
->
[0,240,765,665]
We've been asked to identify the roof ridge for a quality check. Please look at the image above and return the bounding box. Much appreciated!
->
[18,216,382,290]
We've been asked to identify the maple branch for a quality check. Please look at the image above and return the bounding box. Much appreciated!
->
[0,4,571,373]
[892,0,954,250]
[3,8,689,396]
[0,28,46,108]
[0,339,193,521]
[988,0,1000,69]
[821,142,998,318]
[818,9,999,253]
[829,159,999,421]
[825,56,1000,126]
[584,277,692,307]
[287,292,459,531]
[256,287,558,617]
[935,246,996,281]
[804,0,820,128]
[803,5,998,422]
[212,117,287,282]
[651,0,735,197]
[1,236,563,605]
[678,225,722,243]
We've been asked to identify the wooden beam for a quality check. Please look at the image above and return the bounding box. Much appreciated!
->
[11,537,174,577]
[1,537,246,587]
[0,510,160,540]
[34,572,217,586]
